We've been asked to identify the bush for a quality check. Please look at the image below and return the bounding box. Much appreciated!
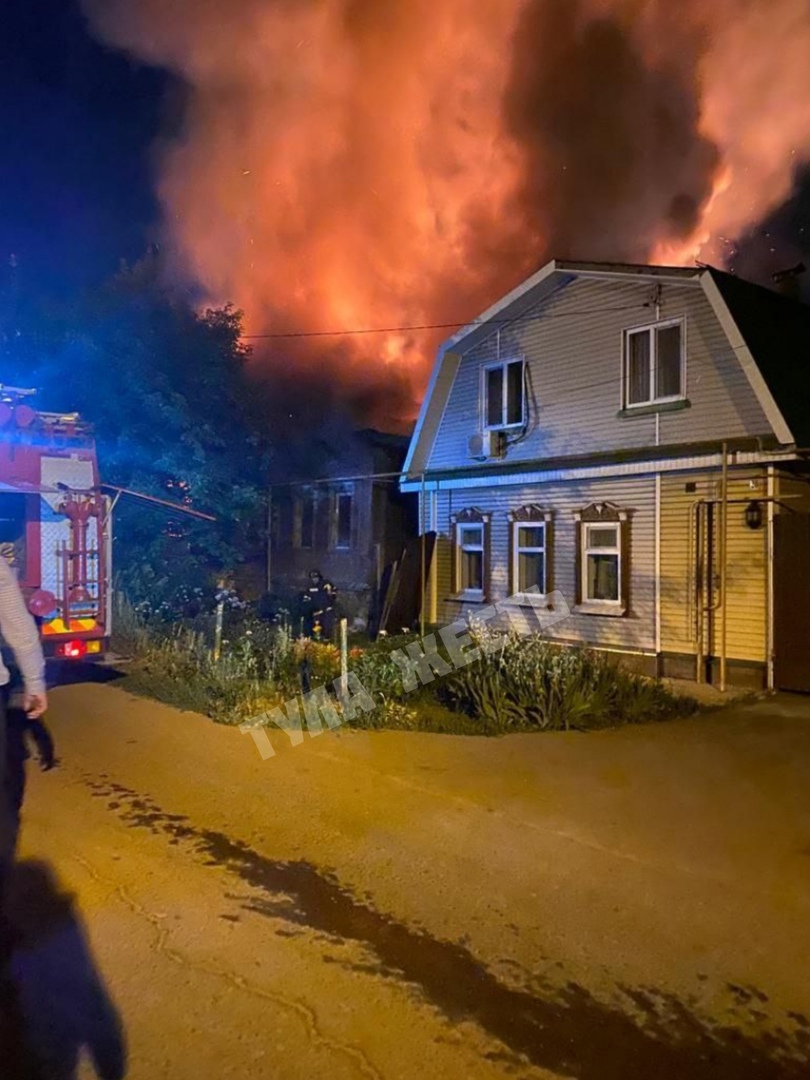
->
[348,633,419,702]
[439,625,696,732]
[112,594,696,734]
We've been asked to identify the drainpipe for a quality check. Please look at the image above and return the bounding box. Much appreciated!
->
[429,489,439,625]
[654,473,661,673]
[767,465,776,691]
[719,443,729,692]
[695,500,704,683]
[420,471,427,638]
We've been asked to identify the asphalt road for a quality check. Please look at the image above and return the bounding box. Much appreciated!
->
[4,675,810,1079]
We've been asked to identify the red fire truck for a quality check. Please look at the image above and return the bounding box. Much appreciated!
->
[0,385,111,660]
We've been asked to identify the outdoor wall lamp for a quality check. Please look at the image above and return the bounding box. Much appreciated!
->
[745,500,764,530]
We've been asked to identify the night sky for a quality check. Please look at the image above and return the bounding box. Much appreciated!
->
[0,0,170,294]
[2,0,809,302]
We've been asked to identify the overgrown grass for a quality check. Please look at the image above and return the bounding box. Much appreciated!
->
[440,625,697,732]
[112,595,697,734]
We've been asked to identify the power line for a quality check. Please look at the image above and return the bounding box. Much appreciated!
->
[240,303,650,340]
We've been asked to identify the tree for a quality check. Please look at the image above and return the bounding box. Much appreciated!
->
[2,254,272,611]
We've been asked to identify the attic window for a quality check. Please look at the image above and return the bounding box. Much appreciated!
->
[624,321,684,407]
[484,359,525,430]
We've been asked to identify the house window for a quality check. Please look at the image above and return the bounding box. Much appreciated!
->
[458,523,484,595]
[624,321,683,407]
[514,524,546,594]
[583,524,621,603]
[509,505,552,596]
[575,503,628,615]
[484,359,524,429]
[298,489,316,549]
[334,487,353,550]
[452,508,489,598]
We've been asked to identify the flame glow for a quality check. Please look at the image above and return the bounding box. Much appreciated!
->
[83,0,810,425]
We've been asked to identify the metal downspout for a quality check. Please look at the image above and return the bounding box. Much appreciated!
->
[720,443,729,692]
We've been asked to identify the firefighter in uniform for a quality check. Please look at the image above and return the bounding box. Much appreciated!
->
[301,570,337,641]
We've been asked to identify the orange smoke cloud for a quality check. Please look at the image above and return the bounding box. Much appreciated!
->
[83,0,810,427]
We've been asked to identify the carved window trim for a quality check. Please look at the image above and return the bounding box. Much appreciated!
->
[509,505,552,597]
[573,503,629,616]
[451,507,490,599]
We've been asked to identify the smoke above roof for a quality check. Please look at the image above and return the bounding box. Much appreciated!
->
[82,0,810,428]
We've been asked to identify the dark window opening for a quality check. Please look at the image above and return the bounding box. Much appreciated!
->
[300,491,316,549]
[336,492,352,550]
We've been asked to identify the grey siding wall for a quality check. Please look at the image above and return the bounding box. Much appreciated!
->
[428,276,772,472]
[435,474,657,652]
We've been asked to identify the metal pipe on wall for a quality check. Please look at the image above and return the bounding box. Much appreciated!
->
[767,465,776,691]
[420,471,426,639]
[695,500,704,683]
[654,473,662,670]
[720,443,729,692]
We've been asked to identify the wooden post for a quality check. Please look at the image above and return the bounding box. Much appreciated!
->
[339,617,349,699]
[213,580,225,662]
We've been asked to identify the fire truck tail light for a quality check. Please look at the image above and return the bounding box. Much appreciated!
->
[55,640,102,659]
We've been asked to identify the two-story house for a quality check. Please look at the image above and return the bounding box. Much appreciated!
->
[402,260,810,691]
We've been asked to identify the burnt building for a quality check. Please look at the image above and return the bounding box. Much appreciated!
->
[268,428,417,629]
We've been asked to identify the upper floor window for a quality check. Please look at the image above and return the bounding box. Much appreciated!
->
[484,359,525,430]
[623,321,684,408]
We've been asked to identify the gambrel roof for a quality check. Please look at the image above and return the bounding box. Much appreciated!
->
[404,260,810,478]
[709,269,810,447]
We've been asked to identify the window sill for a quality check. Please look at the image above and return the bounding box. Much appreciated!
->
[450,592,484,603]
[511,593,555,610]
[573,602,626,618]
[617,398,691,419]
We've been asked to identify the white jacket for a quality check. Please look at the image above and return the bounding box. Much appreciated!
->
[0,557,46,697]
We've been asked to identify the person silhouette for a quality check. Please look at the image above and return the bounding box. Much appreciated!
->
[1,860,126,1079]
[300,569,337,641]
[0,557,48,898]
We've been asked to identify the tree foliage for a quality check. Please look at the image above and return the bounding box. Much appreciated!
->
[1,255,271,606]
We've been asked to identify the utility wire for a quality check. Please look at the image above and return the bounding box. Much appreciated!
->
[240,303,651,340]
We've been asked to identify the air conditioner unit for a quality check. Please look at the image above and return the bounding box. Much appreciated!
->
[468,430,506,461]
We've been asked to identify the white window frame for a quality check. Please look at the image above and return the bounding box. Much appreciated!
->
[482,358,525,431]
[511,518,549,597]
[455,521,485,599]
[622,319,685,409]
[581,522,622,610]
